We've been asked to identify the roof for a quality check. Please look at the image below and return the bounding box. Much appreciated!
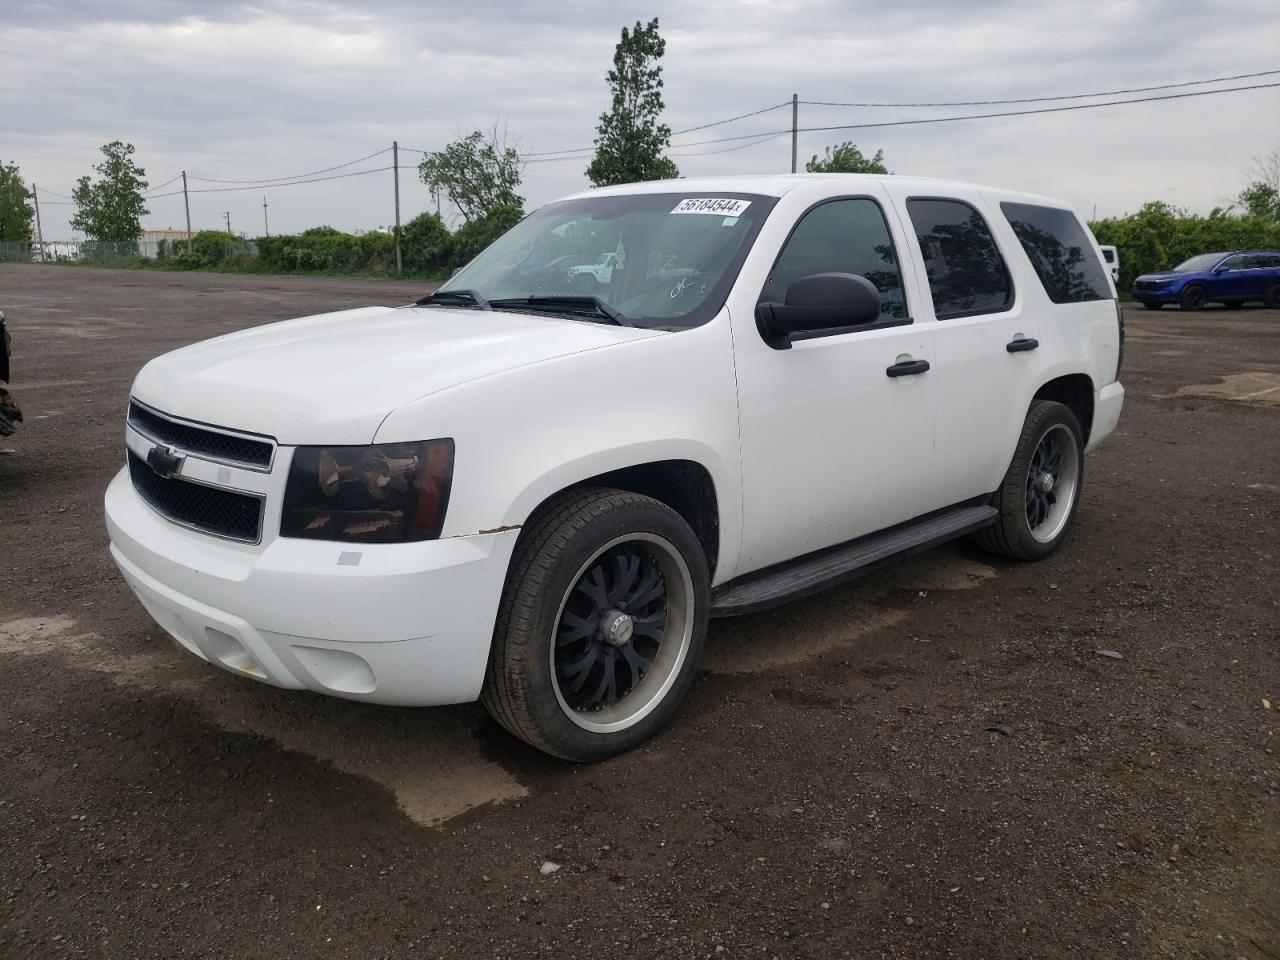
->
[562,173,1070,209]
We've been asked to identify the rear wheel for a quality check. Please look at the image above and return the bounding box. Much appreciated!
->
[1266,283,1280,309]
[481,488,709,761]
[975,400,1084,561]
[1179,285,1207,311]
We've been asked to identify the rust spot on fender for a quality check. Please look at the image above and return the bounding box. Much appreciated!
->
[477,524,522,535]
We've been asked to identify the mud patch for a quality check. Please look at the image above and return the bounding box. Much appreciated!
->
[0,614,527,826]
[1172,372,1280,407]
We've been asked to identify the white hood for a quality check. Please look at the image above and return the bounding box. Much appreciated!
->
[131,305,662,445]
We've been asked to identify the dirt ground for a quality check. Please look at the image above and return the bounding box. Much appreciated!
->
[1,265,1276,960]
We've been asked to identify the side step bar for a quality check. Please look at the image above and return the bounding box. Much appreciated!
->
[710,504,998,617]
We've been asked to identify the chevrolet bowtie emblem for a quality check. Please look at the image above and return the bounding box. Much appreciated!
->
[146,444,185,479]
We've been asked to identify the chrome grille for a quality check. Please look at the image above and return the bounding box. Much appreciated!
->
[127,450,264,543]
[128,400,274,470]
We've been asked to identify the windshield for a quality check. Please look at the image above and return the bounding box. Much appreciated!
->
[441,192,777,329]
[1173,253,1225,273]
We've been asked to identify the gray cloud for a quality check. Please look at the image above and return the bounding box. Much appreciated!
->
[4,0,1278,239]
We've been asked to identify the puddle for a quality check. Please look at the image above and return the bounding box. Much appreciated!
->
[0,615,527,827]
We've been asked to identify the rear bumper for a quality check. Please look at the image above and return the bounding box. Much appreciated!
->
[1088,381,1125,451]
[105,467,518,706]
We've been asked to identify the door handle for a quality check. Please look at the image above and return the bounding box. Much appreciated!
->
[886,358,931,378]
[1006,337,1039,353]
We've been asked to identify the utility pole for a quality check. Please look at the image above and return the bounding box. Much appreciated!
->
[790,93,799,174]
[182,171,192,251]
[262,196,270,237]
[32,183,46,262]
[392,140,402,274]
[223,211,231,236]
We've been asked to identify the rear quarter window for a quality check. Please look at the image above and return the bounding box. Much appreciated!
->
[1001,202,1111,304]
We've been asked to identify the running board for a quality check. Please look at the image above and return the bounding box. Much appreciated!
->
[710,504,998,617]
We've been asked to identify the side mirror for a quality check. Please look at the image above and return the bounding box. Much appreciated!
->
[1213,265,1228,274]
[755,273,882,349]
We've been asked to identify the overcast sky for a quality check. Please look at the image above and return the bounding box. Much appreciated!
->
[5,0,1279,240]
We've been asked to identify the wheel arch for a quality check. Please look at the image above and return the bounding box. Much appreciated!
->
[508,449,728,581]
[1033,373,1095,445]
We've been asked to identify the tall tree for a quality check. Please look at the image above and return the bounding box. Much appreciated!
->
[0,159,35,243]
[806,143,890,174]
[418,127,523,224]
[1237,149,1280,221]
[71,141,149,240]
[586,18,679,187]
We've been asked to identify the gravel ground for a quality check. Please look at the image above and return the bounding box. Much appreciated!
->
[1,265,1277,960]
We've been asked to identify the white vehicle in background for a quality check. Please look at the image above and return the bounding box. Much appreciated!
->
[1099,244,1119,282]
[106,174,1125,761]
[567,251,620,284]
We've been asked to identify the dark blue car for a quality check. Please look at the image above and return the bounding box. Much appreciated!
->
[1132,250,1280,310]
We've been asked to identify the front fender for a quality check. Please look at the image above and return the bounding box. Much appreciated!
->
[374,316,745,582]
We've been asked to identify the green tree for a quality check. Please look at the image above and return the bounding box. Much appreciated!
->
[71,141,149,240]
[0,159,35,243]
[418,128,523,224]
[806,143,890,174]
[1237,149,1280,221]
[586,18,679,187]
[400,211,452,272]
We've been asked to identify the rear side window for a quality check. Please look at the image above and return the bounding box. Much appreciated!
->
[1001,202,1111,304]
[906,198,1012,319]
[1102,249,1115,263]
[762,198,907,320]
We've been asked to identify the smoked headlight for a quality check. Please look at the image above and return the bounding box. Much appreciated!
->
[280,439,454,543]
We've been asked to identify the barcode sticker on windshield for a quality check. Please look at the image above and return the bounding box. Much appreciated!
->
[671,198,752,216]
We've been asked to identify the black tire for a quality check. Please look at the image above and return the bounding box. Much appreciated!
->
[1266,283,1280,309]
[974,400,1084,562]
[1141,302,1163,310]
[1179,285,1207,311]
[481,487,709,761]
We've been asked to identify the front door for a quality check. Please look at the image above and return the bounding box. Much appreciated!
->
[732,190,937,574]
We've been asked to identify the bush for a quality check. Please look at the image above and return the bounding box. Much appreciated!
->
[400,212,452,273]
[1090,203,1280,289]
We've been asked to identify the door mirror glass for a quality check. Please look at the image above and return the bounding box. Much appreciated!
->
[756,272,881,348]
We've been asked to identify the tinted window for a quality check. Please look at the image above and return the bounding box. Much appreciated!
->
[1257,254,1280,269]
[1102,248,1116,263]
[1001,202,1111,304]
[762,198,907,321]
[1219,255,1250,271]
[906,199,1012,318]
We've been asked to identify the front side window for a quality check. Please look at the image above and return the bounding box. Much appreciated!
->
[1218,255,1250,271]
[442,192,777,329]
[760,198,907,321]
[906,198,1012,319]
[1001,202,1111,304]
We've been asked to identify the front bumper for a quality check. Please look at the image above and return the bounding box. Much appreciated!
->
[105,467,518,706]
[1131,285,1178,303]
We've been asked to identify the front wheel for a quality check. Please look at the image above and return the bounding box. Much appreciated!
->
[1266,283,1280,309]
[1179,285,1207,311]
[481,488,709,761]
[975,400,1084,561]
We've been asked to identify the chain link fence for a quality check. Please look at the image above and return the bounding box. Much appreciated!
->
[0,239,258,264]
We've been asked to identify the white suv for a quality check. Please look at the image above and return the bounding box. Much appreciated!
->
[105,175,1125,760]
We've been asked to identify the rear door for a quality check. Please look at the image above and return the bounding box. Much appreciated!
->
[882,186,1037,512]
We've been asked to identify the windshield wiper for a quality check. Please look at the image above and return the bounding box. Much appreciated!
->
[415,288,491,310]
[488,295,631,327]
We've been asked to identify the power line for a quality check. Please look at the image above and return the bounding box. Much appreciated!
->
[143,174,183,195]
[186,166,393,193]
[801,67,1280,108]
[187,147,392,185]
[792,79,1280,136]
